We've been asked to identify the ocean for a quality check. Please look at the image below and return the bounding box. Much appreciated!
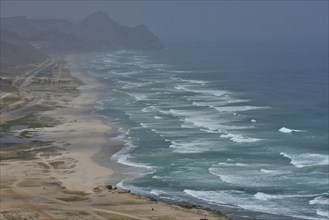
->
[77,41,328,220]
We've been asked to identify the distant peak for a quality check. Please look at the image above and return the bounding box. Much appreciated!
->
[2,16,27,20]
[89,10,110,19]
[80,11,116,27]
[135,24,148,30]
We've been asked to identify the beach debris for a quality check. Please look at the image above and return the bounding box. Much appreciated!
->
[93,186,106,193]
[105,185,113,190]
[117,189,130,194]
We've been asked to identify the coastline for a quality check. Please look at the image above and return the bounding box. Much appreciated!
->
[33,57,115,192]
[0,55,230,220]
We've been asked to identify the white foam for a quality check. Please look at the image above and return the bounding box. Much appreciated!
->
[316,209,329,218]
[174,85,188,92]
[254,192,324,201]
[180,78,207,84]
[218,162,249,167]
[192,99,250,108]
[111,134,127,141]
[280,152,329,168]
[150,189,166,196]
[195,89,228,97]
[208,168,269,187]
[309,196,329,205]
[254,192,276,201]
[131,93,148,101]
[95,105,104,110]
[152,175,164,180]
[116,180,127,189]
[253,192,310,201]
[170,77,207,84]
[220,133,261,143]
[116,154,153,169]
[200,129,220,134]
[192,101,211,107]
[157,109,222,126]
[113,70,140,76]
[143,63,168,69]
[184,189,282,215]
[121,81,152,89]
[169,140,210,154]
[208,168,238,184]
[175,111,252,132]
[251,119,257,123]
[239,204,313,220]
[260,169,289,175]
[183,189,237,206]
[141,106,155,113]
[95,99,109,110]
[279,127,306,134]
[185,189,326,220]
[216,174,237,184]
[226,99,251,104]
[111,141,153,170]
[139,123,149,128]
[183,117,248,132]
[170,70,193,74]
[215,105,269,112]
[174,84,228,97]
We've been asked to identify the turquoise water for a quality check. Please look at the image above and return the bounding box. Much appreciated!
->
[79,42,328,220]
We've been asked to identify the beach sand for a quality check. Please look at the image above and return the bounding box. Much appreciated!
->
[0,57,230,220]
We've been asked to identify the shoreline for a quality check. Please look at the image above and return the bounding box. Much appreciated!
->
[68,56,133,187]
[0,55,230,220]
[31,56,116,192]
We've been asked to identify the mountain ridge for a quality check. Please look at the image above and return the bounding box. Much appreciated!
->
[1,11,164,53]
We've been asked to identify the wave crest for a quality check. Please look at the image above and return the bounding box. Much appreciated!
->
[279,127,306,134]
[280,152,329,168]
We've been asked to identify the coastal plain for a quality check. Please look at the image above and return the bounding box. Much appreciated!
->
[0,57,229,220]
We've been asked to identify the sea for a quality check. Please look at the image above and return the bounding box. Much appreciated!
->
[77,41,328,220]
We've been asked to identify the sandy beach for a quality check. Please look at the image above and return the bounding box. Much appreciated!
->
[0,57,230,220]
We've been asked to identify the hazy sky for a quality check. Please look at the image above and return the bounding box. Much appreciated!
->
[1,1,328,43]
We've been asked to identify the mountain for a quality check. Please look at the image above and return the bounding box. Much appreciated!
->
[0,16,82,53]
[0,11,164,53]
[78,11,163,50]
[0,39,48,75]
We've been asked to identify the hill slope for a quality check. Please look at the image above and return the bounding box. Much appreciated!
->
[1,11,163,53]
[0,39,49,79]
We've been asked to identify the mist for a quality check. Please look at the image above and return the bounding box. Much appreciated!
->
[1,1,328,43]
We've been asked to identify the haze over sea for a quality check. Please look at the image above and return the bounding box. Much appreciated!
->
[78,41,328,220]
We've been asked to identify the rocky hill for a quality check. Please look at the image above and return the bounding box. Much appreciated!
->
[0,11,164,53]
[0,39,48,76]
